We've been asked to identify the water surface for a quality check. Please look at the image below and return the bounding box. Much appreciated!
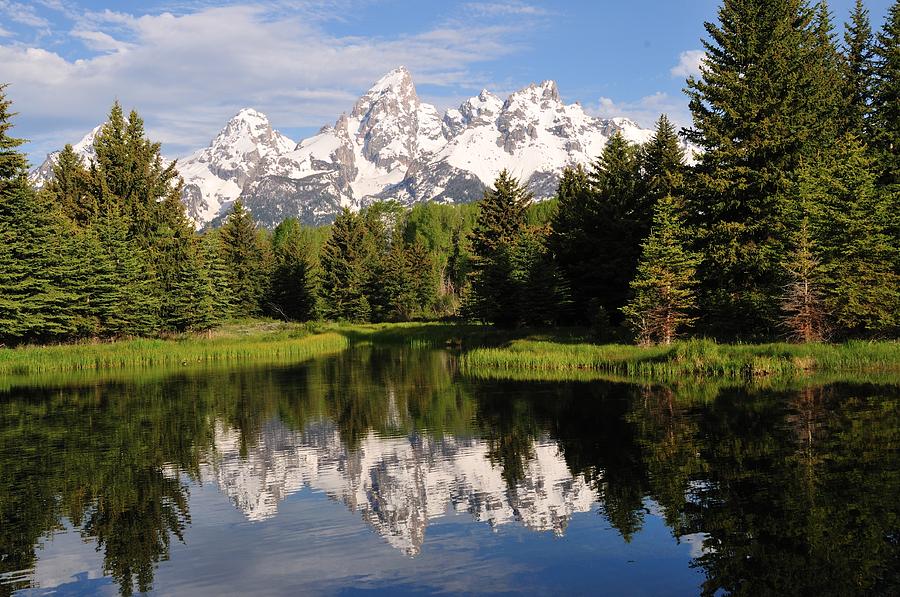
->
[1,346,898,595]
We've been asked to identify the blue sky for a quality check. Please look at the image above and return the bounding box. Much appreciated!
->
[0,0,893,163]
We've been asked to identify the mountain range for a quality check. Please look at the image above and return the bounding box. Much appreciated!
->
[32,66,670,228]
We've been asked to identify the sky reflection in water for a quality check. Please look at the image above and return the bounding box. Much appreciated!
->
[1,346,898,595]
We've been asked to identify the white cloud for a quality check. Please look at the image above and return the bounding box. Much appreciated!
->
[0,25,13,37]
[464,1,548,17]
[590,92,691,130]
[0,3,530,162]
[0,0,50,28]
[671,49,705,78]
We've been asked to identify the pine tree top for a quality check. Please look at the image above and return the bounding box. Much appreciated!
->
[0,84,29,181]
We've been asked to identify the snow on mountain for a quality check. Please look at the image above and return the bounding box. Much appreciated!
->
[29,125,101,188]
[179,108,296,223]
[30,66,680,228]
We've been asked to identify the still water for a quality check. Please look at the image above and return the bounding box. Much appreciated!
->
[1,346,898,596]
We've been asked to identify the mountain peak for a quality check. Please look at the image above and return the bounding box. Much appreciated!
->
[231,107,269,123]
[368,66,414,95]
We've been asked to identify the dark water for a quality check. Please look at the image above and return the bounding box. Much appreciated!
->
[1,346,898,596]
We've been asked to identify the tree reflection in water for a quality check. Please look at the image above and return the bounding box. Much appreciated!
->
[0,347,897,595]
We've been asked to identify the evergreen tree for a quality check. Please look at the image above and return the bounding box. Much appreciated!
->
[45,144,94,226]
[219,201,268,317]
[683,0,830,339]
[406,239,436,315]
[199,231,234,322]
[780,218,830,342]
[843,0,874,137]
[622,196,700,346]
[508,226,571,327]
[165,238,216,333]
[640,114,686,202]
[91,205,160,337]
[320,208,371,322]
[467,170,531,327]
[0,87,80,343]
[870,0,900,186]
[800,135,900,336]
[567,133,647,328]
[270,218,318,322]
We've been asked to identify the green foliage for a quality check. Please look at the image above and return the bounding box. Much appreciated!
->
[801,136,900,336]
[780,218,830,342]
[321,208,371,322]
[870,0,900,186]
[467,170,531,327]
[270,218,319,322]
[551,134,649,328]
[622,196,700,345]
[45,144,94,226]
[219,200,270,317]
[684,0,841,339]
[843,0,874,137]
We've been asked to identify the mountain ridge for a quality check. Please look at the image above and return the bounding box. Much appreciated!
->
[32,66,681,228]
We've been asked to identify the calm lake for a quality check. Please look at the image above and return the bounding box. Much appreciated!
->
[1,345,898,596]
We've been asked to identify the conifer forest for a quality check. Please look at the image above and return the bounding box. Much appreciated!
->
[1,0,900,347]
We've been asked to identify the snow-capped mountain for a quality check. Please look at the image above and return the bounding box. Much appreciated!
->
[203,418,597,556]
[28,124,101,188]
[31,66,671,228]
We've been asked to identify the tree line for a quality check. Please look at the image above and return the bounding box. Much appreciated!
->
[1,0,898,345]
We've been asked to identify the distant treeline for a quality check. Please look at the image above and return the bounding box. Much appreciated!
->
[1,0,899,345]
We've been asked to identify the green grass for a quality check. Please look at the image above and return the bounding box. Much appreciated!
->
[460,337,900,380]
[4,320,900,384]
[0,323,348,377]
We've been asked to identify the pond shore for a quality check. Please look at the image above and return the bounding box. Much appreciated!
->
[2,320,899,379]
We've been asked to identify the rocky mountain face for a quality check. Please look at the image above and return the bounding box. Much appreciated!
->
[203,418,596,556]
[31,66,669,229]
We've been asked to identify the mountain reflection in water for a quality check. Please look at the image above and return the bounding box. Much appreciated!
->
[0,346,898,596]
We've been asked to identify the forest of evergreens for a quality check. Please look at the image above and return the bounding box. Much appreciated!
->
[1,0,899,346]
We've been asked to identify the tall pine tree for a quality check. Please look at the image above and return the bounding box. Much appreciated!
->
[842,0,874,138]
[320,208,371,322]
[467,170,530,327]
[621,196,700,346]
[683,0,836,339]
[220,201,269,317]
[870,0,900,187]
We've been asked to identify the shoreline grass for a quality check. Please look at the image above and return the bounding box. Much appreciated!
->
[0,324,348,377]
[3,321,900,383]
[460,338,900,380]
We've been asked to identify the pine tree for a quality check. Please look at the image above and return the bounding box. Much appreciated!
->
[0,86,79,343]
[801,135,900,336]
[584,133,647,327]
[780,218,830,342]
[467,170,531,327]
[870,0,900,186]
[165,238,216,332]
[199,231,234,322]
[843,0,874,137]
[270,218,318,322]
[91,205,160,337]
[683,0,830,339]
[45,144,94,226]
[508,226,571,327]
[640,114,686,202]
[621,196,700,346]
[219,201,268,317]
[810,0,849,142]
[320,208,371,322]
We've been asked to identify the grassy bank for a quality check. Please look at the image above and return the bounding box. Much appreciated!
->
[0,322,348,376]
[460,338,900,380]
